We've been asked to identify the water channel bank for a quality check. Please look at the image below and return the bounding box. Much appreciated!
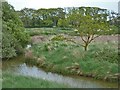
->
[2,55,118,88]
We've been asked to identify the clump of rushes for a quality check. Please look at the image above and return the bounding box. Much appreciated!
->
[26,41,119,82]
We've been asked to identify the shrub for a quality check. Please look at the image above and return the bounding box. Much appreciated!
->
[2,2,29,58]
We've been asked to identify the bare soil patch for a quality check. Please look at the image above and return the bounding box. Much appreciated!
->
[31,35,119,44]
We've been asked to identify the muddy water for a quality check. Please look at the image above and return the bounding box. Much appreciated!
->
[2,56,118,88]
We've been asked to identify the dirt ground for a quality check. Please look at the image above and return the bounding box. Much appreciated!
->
[31,35,119,44]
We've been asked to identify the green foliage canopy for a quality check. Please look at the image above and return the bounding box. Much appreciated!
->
[67,7,111,51]
[2,2,29,58]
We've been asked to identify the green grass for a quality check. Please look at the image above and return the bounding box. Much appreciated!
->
[29,41,118,81]
[25,28,76,36]
[2,72,68,88]
[25,27,118,36]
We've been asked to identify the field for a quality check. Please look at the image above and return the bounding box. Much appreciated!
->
[25,28,75,36]
[25,27,118,37]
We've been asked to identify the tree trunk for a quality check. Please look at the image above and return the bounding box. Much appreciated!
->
[84,43,88,51]
[84,46,87,51]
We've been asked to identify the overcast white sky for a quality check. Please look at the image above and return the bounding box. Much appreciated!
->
[6,0,120,12]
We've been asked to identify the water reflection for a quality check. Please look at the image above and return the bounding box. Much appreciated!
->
[14,63,115,88]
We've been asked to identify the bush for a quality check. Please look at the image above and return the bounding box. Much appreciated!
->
[2,2,29,58]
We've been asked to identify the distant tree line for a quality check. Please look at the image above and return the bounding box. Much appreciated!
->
[17,7,119,29]
[17,8,66,28]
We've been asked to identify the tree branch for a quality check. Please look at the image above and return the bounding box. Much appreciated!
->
[93,35,100,40]
[80,34,87,43]
[88,34,100,43]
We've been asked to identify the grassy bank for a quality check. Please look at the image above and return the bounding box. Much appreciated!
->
[26,40,119,82]
[2,72,68,88]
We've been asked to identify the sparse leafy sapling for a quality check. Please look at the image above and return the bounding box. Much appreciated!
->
[68,7,111,51]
